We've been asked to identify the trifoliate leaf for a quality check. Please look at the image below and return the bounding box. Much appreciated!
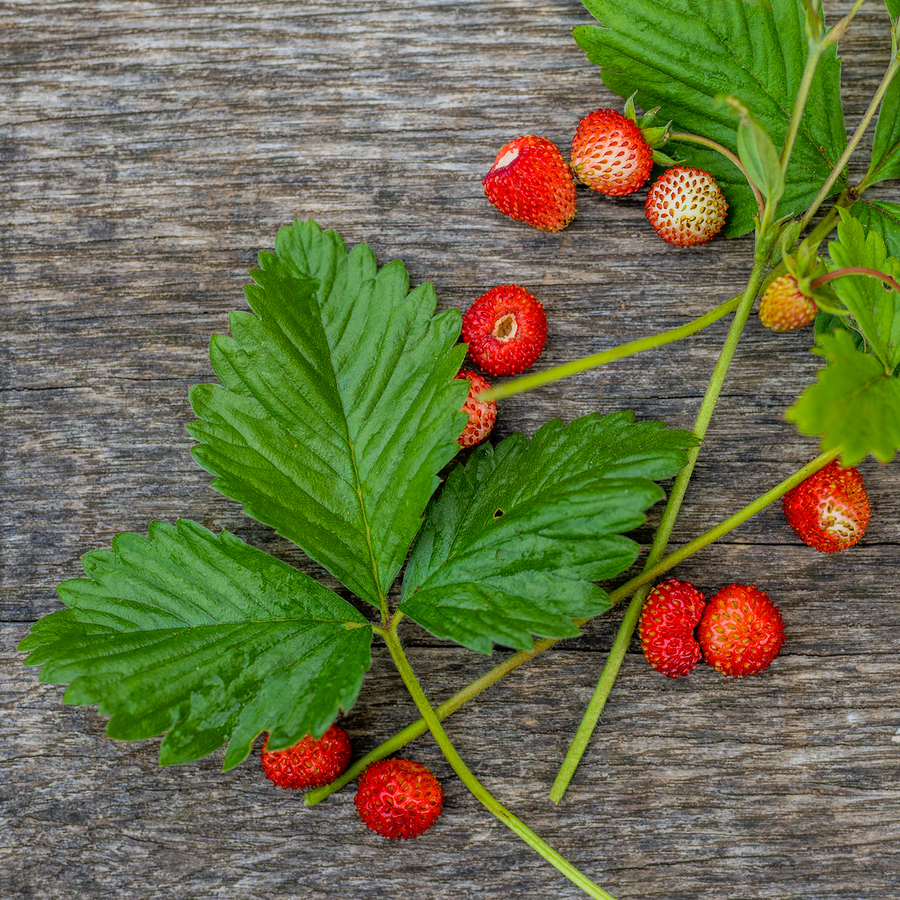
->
[17,520,372,770]
[850,199,900,258]
[399,412,696,654]
[786,328,900,464]
[188,221,469,611]
[864,63,900,188]
[827,212,900,371]
[574,0,846,237]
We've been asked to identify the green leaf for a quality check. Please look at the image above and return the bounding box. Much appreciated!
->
[399,412,696,654]
[826,212,900,370]
[865,62,900,188]
[850,199,900,258]
[736,113,785,206]
[188,221,469,611]
[574,0,846,237]
[18,520,372,770]
[785,328,900,464]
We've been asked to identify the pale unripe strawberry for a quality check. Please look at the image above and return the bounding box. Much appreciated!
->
[483,135,577,232]
[759,274,818,331]
[570,108,653,197]
[644,166,728,247]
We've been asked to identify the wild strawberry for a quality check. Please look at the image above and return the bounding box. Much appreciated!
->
[782,460,870,553]
[461,284,547,376]
[697,584,785,678]
[260,725,352,790]
[570,108,653,196]
[454,369,497,448]
[355,758,444,840]
[482,135,577,232]
[638,578,707,678]
[644,166,728,247]
[759,274,818,331]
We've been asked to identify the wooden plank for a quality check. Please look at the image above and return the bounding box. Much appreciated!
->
[3,1,899,899]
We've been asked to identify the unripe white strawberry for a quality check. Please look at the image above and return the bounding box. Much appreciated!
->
[644,166,728,247]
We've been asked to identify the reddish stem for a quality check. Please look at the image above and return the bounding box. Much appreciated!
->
[811,266,900,295]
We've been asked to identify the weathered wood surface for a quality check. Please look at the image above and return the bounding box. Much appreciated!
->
[3,1,900,898]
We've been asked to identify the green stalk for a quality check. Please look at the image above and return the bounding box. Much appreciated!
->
[306,446,839,807]
[547,447,839,801]
[807,50,900,222]
[381,622,619,900]
[780,45,823,178]
[669,131,764,216]
[479,296,740,404]
[308,149,861,812]
[550,29,871,794]
[549,238,776,802]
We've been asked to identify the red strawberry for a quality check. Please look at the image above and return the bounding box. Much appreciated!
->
[355,758,444,840]
[645,166,728,247]
[759,274,817,331]
[260,725,352,790]
[482,135,577,232]
[461,284,547,376]
[697,584,785,678]
[638,578,707,678]
[454,369,497,448]
[570,108,653,196]
[782,460,870,553]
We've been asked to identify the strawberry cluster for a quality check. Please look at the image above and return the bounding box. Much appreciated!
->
[482,103,728,247]
[638,462,870,679]
[639,579,785,679]
[458,101,734,452]
[453,283,549,449]
[260,727,445,840]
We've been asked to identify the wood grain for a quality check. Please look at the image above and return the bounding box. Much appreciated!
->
[2,2,899,899]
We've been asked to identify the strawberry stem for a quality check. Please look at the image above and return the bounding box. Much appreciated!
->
[305,447,840,808]
[811,266,900,295]
[478,295,741,403]
[550,237,778,801]
[779,42,825,182]
[381,620,620,900]
[668,131,765,216]
[805,48,900,224]
[547,447,839,803]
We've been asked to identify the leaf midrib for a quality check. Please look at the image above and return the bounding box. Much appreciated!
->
[325,307,387,620]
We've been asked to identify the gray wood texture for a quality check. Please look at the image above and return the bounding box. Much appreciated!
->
[3,1,899,898]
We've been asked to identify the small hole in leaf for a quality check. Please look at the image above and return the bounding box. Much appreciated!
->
[493,509,504,518]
